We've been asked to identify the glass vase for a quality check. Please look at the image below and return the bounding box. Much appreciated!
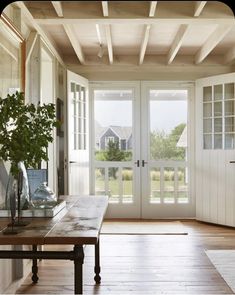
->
[5,161,30,210]
[32,182,57,209]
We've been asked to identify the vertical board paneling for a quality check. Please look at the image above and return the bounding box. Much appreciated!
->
[225,151,235,226]
[195,152,203,220]
[210,151,218,223]
[196,73,235,226]
[195,82,203,220]
[217,152,226,224]
[202,151,210,222]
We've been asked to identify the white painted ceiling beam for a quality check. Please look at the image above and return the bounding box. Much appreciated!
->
[96,24,102,44]
[26,31,38,64]
[149,1,157,17]
[51,1,63,17]
[102,1,109,17]
[139,25,151,65]
[0,38,18,61]
[167,24,188,64]
[105,25,113,64]
[63,24,85,64]
[35,18,234,26]
[16,2,65,66]
[101,1,113,64]
[195,24,233,64]
[194,1,207,17]
[224,46,235,64]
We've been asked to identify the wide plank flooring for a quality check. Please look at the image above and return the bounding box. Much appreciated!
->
[17,220,235,294]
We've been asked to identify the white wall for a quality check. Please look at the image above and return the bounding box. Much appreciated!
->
[0,4,66,294]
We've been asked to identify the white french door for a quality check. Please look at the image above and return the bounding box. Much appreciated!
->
[67,70,89,195]
[195,73,235,226]
[90,81,195,218]
[141,82,195,218]
[90,82,141,218]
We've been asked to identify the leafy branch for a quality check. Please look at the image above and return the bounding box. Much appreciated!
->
[0,92,60,177]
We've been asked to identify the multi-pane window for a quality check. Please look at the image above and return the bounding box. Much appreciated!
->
[203,83,235,149]
[71,82,87,150]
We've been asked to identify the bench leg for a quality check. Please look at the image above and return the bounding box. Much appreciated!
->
[32,245,38,284]
[94,240,101,284]
[74,245,84,294]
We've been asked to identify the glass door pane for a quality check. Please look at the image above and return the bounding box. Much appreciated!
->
[93,88,139,213]
[149,90,188,204]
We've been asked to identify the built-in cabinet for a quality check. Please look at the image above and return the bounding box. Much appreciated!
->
[196,73,235,226]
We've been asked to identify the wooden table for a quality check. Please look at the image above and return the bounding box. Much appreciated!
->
[0,195,108,294]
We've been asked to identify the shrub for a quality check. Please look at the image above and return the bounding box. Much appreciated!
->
[122,169,133,181]
[164,170,175,181]
[151,170,160,181]
[95,169,103,179]
[178,171,184,181]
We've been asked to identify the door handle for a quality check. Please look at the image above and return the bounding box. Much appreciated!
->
[134,160,140,167]
[142,160,148,167]
[230,161,235,163]
[69,161,78,164]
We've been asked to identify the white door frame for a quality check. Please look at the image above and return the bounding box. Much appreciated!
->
[89,81,141,218]
[140,81,196,218]
[89,80,196,219]
[39,38,57,194]
[67,70,89,195]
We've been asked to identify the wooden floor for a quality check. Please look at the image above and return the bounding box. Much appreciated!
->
[17,220,235,294]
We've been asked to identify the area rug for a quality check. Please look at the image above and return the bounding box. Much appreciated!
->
[101,221,187,235]
[206,250,235,292]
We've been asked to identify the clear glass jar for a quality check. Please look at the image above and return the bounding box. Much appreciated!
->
[5,161,30,210]
[32,182,57,209]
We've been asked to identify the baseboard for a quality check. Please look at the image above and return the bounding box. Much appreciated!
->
[3,259,31,294]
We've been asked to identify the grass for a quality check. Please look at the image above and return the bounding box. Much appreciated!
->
[95,179,187,199]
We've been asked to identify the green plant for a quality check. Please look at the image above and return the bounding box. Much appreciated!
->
[122,169,133,181]
[151,170,160,181]
[0,92,59,177]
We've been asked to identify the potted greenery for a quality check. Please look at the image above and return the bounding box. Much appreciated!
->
[0,91,59,211]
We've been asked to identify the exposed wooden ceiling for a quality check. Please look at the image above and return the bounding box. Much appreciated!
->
[16,1,235,70]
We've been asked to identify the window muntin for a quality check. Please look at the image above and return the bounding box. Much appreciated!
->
[203,83,235,150]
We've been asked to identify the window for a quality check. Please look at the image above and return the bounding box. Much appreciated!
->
[0,13,24,97]
[203,83,235,149]
[70,83,87,150]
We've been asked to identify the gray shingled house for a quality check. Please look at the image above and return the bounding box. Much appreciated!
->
[95,123,132,151]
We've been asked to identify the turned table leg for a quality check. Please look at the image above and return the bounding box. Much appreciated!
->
[31,245,38,284]
[94,239,101,284]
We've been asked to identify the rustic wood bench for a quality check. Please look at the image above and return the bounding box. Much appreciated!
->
[0,195,108,294]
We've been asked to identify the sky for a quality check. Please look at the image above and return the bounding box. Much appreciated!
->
[94,99,187,134]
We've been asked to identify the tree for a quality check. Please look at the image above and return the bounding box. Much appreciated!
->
[104,140,125,162]
[104,140,126,178]
[150,123,186,160]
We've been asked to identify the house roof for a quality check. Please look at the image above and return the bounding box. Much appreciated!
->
[95,122,132,143]
[109,126,132,140]
[95,121,106,143]
[176,126,187,148]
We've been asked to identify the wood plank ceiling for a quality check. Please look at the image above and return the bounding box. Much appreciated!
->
[19,1,235,67]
